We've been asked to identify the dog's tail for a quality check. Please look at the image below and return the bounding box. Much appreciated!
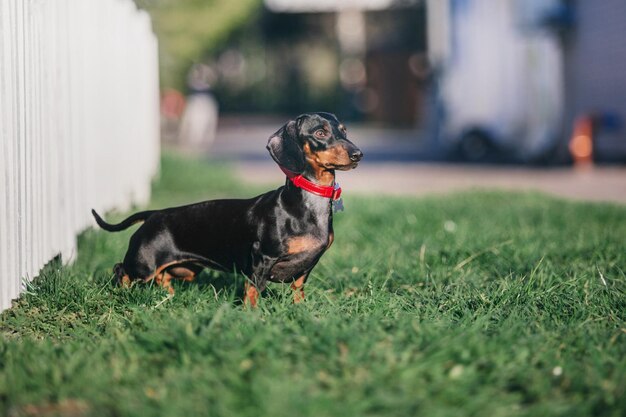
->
[91,209,157,232]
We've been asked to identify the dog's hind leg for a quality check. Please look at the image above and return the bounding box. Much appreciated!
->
[155,265,202,296]
[142,259,197,283]
[113,263,132,287]
[155,270,175,295]
[244,281,260,307]
[168,264,203,282]
[143,259,205,296]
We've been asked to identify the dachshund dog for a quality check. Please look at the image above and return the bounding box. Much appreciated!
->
[92,112,362,305]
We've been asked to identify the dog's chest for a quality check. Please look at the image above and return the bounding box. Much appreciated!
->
[267,214,332,282]
[284,232,329,256]
[268,232,329,282]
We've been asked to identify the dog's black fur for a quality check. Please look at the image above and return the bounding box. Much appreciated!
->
[92,113,362,301]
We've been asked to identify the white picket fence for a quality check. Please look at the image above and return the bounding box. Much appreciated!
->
[0,0,160,311]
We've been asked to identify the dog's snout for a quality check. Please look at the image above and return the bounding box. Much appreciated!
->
[350,149,363,162]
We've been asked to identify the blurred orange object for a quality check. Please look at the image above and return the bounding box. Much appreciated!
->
[569,115,594,165]
[161,88,186,120]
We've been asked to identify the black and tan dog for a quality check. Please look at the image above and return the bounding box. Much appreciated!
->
[92,113,362,305]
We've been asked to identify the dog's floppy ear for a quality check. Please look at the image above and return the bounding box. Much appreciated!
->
[266,120,305,173]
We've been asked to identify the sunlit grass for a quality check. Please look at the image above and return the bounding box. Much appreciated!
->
[1,153,625,416]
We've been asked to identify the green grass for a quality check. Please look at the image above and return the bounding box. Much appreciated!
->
[1,153,625,417]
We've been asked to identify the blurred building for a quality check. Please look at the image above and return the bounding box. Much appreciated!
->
[428,0,626,163]
[207,0,426,126]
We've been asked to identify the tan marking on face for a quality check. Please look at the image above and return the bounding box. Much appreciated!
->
[315,147,351,166]
[304,142,351,168]
[287,235,322,255]
[303,142,348,185]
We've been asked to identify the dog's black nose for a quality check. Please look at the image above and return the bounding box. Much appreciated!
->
[350,150,363,162]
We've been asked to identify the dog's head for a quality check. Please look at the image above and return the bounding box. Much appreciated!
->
[267,113,363,175]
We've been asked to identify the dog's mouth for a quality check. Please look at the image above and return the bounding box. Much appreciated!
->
[329,162,359,171]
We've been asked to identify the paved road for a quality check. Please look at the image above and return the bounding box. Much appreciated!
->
[208,119,626,204]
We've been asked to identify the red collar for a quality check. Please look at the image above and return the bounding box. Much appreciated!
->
[279,166,342,200]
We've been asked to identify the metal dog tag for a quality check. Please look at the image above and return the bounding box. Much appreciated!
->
[332,182,344,212]
[333,198,344,212]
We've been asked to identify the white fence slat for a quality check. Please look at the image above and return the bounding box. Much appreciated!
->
[0,0,160,311]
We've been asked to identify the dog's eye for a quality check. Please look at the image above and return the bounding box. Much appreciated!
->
[314,129,328,139]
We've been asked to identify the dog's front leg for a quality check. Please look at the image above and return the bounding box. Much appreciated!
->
[245,245,276,307]
[290,273,309,304]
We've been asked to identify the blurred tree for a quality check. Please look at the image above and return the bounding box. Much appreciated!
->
[134,0,261,89]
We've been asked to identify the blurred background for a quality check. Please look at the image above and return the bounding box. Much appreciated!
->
[144,0,626,166]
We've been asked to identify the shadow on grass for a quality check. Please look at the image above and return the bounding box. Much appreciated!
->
[158,270,292,306]
[176,269,247,304]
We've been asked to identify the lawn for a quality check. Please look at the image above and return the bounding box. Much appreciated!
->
[1,153,625,417]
